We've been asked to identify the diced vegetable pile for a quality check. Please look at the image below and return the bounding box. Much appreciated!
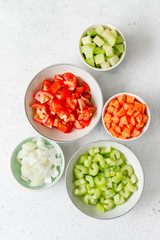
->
[73,146,138,213]
[103,94,149,140]
[30,72,96,133]
[80,25,125,69]
[17,138,61,186]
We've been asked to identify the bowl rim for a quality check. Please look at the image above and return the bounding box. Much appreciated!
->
[79,23,126,72]
[65,139,145,220]
[10,136,65,191]
[102,92,151,142]
[24,63,103,143]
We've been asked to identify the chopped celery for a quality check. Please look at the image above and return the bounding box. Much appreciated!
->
[74,178,86,187]
[74,185,87,196]
[88,148,96,156]
[75,164,88,174]
[91,188,101,199]
[104,189,116,198]
[114,194,125,206]
[104,199,115,211]
[78,154,89,164]
[110,149,121,160]
[112,172,123,183]
[126,181,138,192]
[84,156,92,168]
[100,146,111,154]
[83,194,98,205]
[85,175,94,187]
[93,154,105,168]
[131,173,138,184]
[94,176,106,187]
[89,163,99,176]
[120,187,131,199]
[121,165,134,177]
[96,203,105,213]
[73,168,83,179]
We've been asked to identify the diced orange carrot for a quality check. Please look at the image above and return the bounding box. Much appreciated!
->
[128,124,134,130]
[131,129,141,137]
[136,122,144,129]
[141,103,146,114]
[112,100,120,109]
[130,116,136,125]
[104,113,112,123]
[113,108,119,116]
[115,126,121,134]
[119,115,128,125]
[136,113,143,123]
[126,109,134,116]
[109,99,117,106]
[133,102,142,112]
[109,127,119,138]
[123,103,133,111]
[143,114,149,124]
[118,94,126,105]
[107,105,115,113]
[133,111,140,117]
[116,107,126,117]
[118,135,127,140]
[105,122,111,130]
[111,115,119,123]
[126,95,135,103]
[122,127,131,138]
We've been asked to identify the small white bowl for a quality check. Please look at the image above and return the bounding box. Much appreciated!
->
[25,64,103,142]
[102,92,151,141]
[66,140,144,219]
[79,23,126,71]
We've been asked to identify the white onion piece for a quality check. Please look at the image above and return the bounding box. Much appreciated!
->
[17,138,61,187]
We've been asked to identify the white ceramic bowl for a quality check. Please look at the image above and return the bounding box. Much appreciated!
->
[79,23,126,71]
[10,136,65,191]
[102,92,151,141]
[25,64,103,142]
[66,140,144,219]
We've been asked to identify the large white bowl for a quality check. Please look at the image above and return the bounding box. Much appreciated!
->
[25,64,103,142]
[102,92,151,142]
[66,140,144,220]
[79,23,126,71]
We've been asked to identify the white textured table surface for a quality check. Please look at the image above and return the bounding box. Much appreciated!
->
[0,0,160,239]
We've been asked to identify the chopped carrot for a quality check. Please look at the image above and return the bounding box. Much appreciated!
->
[113,108,119,116]
[111,115,119,123]
[119,115,128,125]
[109,99,117,106]
[123,103,133,111]
[128,124,134,130]
[136,122,144,129]
[126,95,135,103]
[141,103,146,114]
[107,105,115,113]
[143,114,149,124]
[105,122,111,130]
[118,135,127,140]
[133,102,142,112]
[111,122,118,128]
[130,116,136,125]
[112,100,120,109]
[131,129,141,137]
[133,111,140,117]
[109,127,119,138]
[136,113,143,123]
[126,109,134,116]
[104,113,112,123]
[122,127,131,138]
[118,94,126,105]
[115,126,121,134]
[116,107,126,117]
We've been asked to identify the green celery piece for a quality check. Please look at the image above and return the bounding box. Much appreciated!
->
[86,183,92,194]
[100,146,111,154]
[74,185,87,196]
[98,172,106,178]
[84,156,92,168]
[120,187,131,199]
[106,178,112,188]
[112,172,123,183]
[87,28,97,37]
[94,176,106,187]
[115,158,123,166]
[104,199,115,211]
[113,183,124,192]
[114,194,125,206]
[115,44,124,53]
[78,154,89,164]
[116,35,124,44]
[94,148,100,153]
[85,175,94,188]
[104,189,116,199]
[85,58,95,67]
[83,194,98,205]
[91,188,102,200]
[131,173,138,184]
[74,178,86,187]
[125,181,138,192]
[93,154,106,168]
[93,47,105,55]
[75,164,88,174]
[110,149,121,160]
[100,186,108,192]
[121,164,134,177]
[88,148,96,157]
[106,158,116,166]
[73,168,84,179]
[96,203,105,213]
[89,163,99,176]
[122,176,130,185]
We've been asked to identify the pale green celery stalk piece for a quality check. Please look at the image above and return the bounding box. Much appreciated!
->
[94,176,106,187]
[78,154,89,164]
[83,194,98,205]
[106,158,116,166]
[120,187,131,199]
[112,172,123,183]
[100,146,111,154]
[100,186,107,192]
[75,164,88,174]
[106,178,112,188]
[74,185,87,196]
[121,164,134,177]
[89,163,99,176]
[84,157,92,168]
[98,172,106,178]
[113,183,124,192]
[131,173,138,184]
[122,176,130,185]
[73,168,84,179]
[115,158,123,166]
[81,36,92,45]
[104,199,115,211]
[125,181,138,192]
[110,149,121,160]
[86,183,92,194]
[94,148,100,153]
[96,202,105,213]
[88,148,96,157]
[74,178,86,187]
[114,194,125,206]
[91,188,101,199]
[93,154,105,168]
[85,175,94,188]
[104,189,116,199]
